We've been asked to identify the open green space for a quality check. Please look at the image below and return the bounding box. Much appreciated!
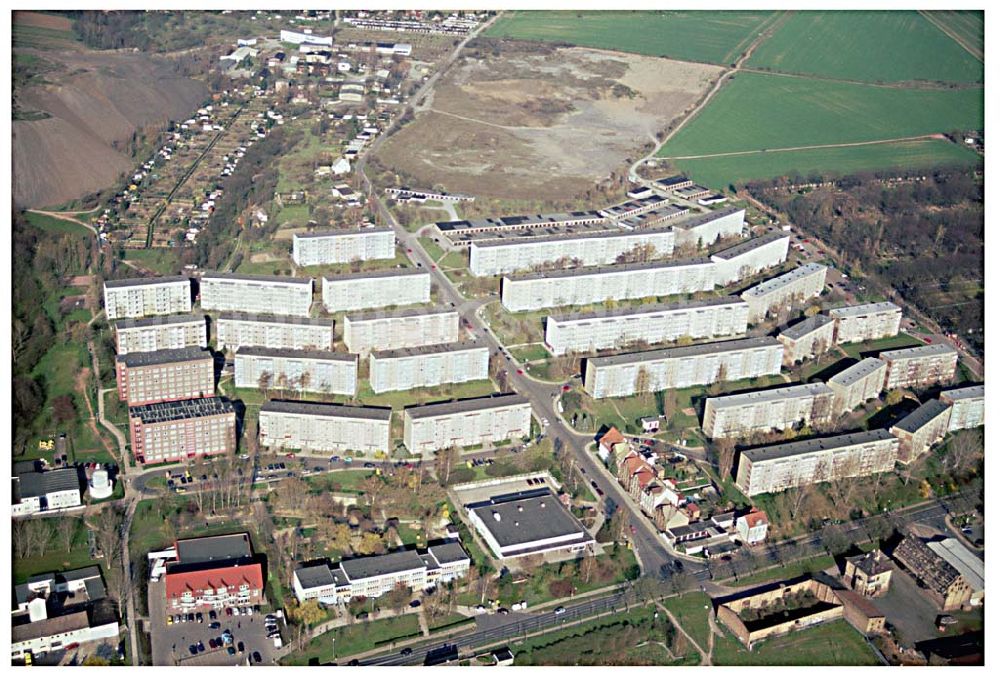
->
[713,618,880,665]
[275,204,311,227]
[302,469,376,495]
[508,344,551,363]
[675,138,981,191]
[658,72,983,159]
[23,211,93,236]
[283,614,421,664]
[926,11,983,57]
[724,554,837,588]
[129,498,251,559]
[484,10,780,65]
[418,237,445,262]
[746,11,983,83]
[839,332,923,360]
[123,247,181,275]
[662,591,712,652]
[13,517,96,583]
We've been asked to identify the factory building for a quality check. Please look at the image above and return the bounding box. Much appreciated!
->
[321,268,431,312]
[215,313,333,352]
[544,297,748,356]
[584,336,783,399]
[114,314,207,355]
[890,399,953,464]
[702,382,835,439]
[199,273,313,317]
[128,397,236,465]
[735,430,899,497]
[258,400,391,456]
[234,347,357,395]
[879,343,958,391]
[343,307,459,355]
[671,207,745,248]
[115,347,215,406]
[826,357,887,414]
[777,315,836,365]
[939,385,984,431]
[369,342,489,394]
[829,302,902,345]
[103,276,192,320]
[500,259,717,313]
[402,394,532,456]
[291,227,395,266]
[741,263,827,323]
[710,232,790,286]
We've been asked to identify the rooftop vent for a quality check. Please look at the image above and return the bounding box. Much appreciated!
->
[493,511,501,522]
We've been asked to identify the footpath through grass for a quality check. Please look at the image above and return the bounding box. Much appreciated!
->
[662,591,713,652]
[282,614,421,664]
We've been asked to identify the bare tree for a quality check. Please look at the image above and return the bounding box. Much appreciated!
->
[56,517,78,554]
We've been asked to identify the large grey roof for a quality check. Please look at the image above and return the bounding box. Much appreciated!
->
[600,195,673,217]
[201,272,313,286]
[891,399,952,434]
[176,533,253,564]
[671,206,743,231]
[827,357,886,387]
[404,394,530,420]
[779,314,835,341]
[504,257,714,282]
[711,232,788,260]
[14,467,81,499]
[469,490,590,549]
[940,385,984,402]
[428,541,470,565]
[829,301,901,319]
[345,306,457,322]
[129,397,234,424]
[435,211,605,232]
[741,429,896,463]
[115,314,205,329]
[339,549,426,580]
[322,267,428,282]
[588,336,781,368]
[235,346,355,362]
[261,399,391,421]
[116,346,212,368]
[294,226,393,239]
[619,204,690,228]
[705,382,832,409]
[294,563,341,590]
[879,343,958,361]
[218,312,332,327]
[104,275,189,289]
[470,223,675,248]
[742,263,827,298]
[547,296,746,323]
[370,340,486,360]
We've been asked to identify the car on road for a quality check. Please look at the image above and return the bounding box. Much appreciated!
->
[562,384,571,391]
[554,607,566,615]
[189,645,198,656]
[196,612,204,623]
[209,610,217,620]
[630,524,637,535]
[227,647,237,656]
[330,456,340,462]
[400,647,413,656]
[541,418,549,427]
[406,248,412,253]
[343,457,353,464]
[197,641,205,653]
[516,369,523,375]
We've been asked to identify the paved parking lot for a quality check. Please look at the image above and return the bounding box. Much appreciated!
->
[148,579,281,666]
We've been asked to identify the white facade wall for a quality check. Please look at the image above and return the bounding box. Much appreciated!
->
[234,349,357,395]
[826,357,887,414]
[216,314,333,352]
[321,270,430,312]
[104,278,192,320]
[673,207,745,248]
[584,338,783,399]
[711,234,790,286]
[469,228,676,277]
[880,345,959,391]
[369,343,489,393]
[741,263,827,323]
[11,621,120,659]
[258,404,391,455]
[292,228,395,266]
[343,309,459,355]
[701,383,835,439]
[200,274,313,317]
[500,259,717,312]
[830,302,903,344]
[403,397,532,456]
[115,315,207,354]
[545,298,749,356]
[777,316,837,365]
[12,488,82,517]
[940,386,985,431]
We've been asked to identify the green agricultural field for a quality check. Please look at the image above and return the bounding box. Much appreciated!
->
[22,211,93,236]
[925,11,983,59]
[675,138,981,190]
[659,72,983,160]
[713,619,880,666]
[484,10,781,65]
[746,11,983,83]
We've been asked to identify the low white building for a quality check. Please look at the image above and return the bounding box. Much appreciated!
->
[258,400,391,456]
[291,227,395,267]
[12,466,82,517]
[321,268,431,313]
[235,347,357,395]
[736,510,769,545]
[343,307,459,355]
[369,342,489,393]
[114,314,207,355]
[403,394,532,456]
[216,313,333,352]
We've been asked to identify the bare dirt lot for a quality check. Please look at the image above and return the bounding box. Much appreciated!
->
[374,43,722,201]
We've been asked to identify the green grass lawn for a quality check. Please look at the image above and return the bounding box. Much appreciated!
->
[839,332,923,359]
[22,210,93,236]
[746,10,983,83]
[417,237,446,262]
[713,619,880,665]
[303,469,376,495]
[927,11,983,56]
[723,554,837,587]
[662,591,712,653]
[508,344,551,362]
[13,517,97,583]
[675,138,981,191]
[283,614,422,664]
[439,249,468,270]
[275,204,311,226]
[658,72,983,159]
[123,248,181,275]
[485,10,781,65]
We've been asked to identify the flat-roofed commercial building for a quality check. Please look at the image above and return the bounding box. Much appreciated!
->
[369,341,489,394]
[466,489,596,560]
[500,259,716,312]
[234,347,357,395]
[618,204,690,230]
[114,314,207,355]
[830,302,902,345]
[741,263,827,323]
[544,297,748,356]
[880,343,958,391]
[403,394,532,456]
[710,232,789,286]
[702,382,835,439]
[321,268,431,312]
[128,397,236,465]
[216,313,333,352]
[584,336,783,399]
[735,430,899,496]
[940,385,984,431]
[116,347,215,406]
[200,273,313,317]
[433,211,607,244]
[890,399,953,464]
[826,357,887,414]
[599,195,674,220]
[672,207,744,248]
[343,307,459,355]
[778,315,836,365]
[258,400,391,455]
[655,175,694,192]
[12,466,83,517]
[291,227,395,266]
[103,276,192,320]
[469,227,676,277]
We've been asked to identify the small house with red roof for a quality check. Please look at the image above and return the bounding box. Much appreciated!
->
[736,508,769,545]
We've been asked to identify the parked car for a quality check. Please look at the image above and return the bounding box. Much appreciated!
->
[227,647,237,656]
[252,652,262,664]
[409,599,421,608]
[400,647,413,656]
[189,645,198,656]
[209,622,220,630]
[209,610,217,620]
[237,642,245,653]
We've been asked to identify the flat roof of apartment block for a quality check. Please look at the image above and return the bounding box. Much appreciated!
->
[235,346,355,362]
[404,393,530,420]
[548,296,746,323]
[116,346,213,368]
[260,399,391,421]
[589,336,781,368]
[105,275,189,289]
[742,429,895,463]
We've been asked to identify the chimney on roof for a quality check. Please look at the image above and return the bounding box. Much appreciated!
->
[493,511,501,522]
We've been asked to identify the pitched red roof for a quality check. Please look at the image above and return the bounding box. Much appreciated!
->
[600,427,626,448]
[622,454,646,475]
[634,467,657,489]
[742,508,768,528]
[164,563,263,601]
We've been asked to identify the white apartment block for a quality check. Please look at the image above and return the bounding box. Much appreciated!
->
[544,297,749,356]
[939,385,984,431]
[200,273,313,317]
[879,343,959,391]
[291,227,395,266]
[890,399,953,464]
[369,342,489,394]
[321,268,430,312]
[234,347,357,395]
[672,207,745,248]
[702,382,835,439]
[258,400,391,455]
[103,276,192,320]
[777,315,836,365]
[741,263,827,323]
[216,313,333,352]
[829,302,902,345]
[584,336,783,399]
[403,394,532,456]
[500,259,717,312]
[469,227,676,277]
[343,307,459,355]
[735,430,900,496]
[114,314,207,355]
[826,357,887,414]
[710,232,790,286]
